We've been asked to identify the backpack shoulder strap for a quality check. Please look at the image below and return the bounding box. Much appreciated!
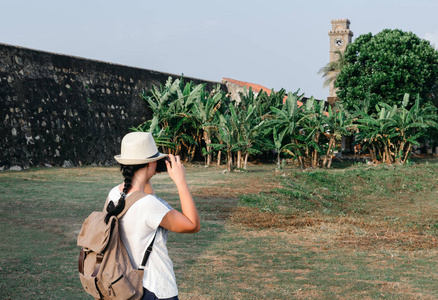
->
[138,231,157,270]
[117,190,148,218]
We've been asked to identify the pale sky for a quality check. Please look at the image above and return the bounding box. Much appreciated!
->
[1,0,437,100]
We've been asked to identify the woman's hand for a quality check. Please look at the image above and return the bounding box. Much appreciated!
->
[160,154,201,233]
[165,154,187,187]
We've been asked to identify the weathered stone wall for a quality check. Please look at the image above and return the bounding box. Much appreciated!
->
[0,43,223,169]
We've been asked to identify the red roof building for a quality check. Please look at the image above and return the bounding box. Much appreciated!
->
[222,77,305,108]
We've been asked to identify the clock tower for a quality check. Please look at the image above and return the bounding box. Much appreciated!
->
[327,19,353,103]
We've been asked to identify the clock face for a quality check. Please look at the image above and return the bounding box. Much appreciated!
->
[335,38,344,47]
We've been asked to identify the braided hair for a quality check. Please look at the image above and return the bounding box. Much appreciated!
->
[105,163,148,224]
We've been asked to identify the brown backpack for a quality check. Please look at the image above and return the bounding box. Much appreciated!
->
[77,191,155,299]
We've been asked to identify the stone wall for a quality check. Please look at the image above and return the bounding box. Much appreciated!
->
[0,43,223,169]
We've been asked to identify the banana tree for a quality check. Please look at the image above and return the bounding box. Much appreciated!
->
[272,93,328,169]
[239,87,286,120]
[212,111,240,172]
[321,104,352,168]
[191,86,223,166]
[272,126,288,168]
[267,91,302,168]
[235,103,266,169]
[388,94,438,163]
[133,77,182,152]
[236,88,286,169]
[170,82,203,161]
[135,77,206,161]
[354,93,438,164]
[138,77,180,131]
[296,97,328,168]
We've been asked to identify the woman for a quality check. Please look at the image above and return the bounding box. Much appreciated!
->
[105,132,201,300]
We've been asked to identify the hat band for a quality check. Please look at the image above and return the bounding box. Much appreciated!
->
[147,151,160,159]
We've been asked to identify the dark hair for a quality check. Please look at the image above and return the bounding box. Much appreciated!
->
[105,163,148,223]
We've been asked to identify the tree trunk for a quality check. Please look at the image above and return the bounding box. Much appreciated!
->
[322,141,329,168]
[385,145,392,164]
[402,143,412,164]
[374,144,381,163]
[277,150,281,169]
[313,134,320,168]
[312,148,318,168]
[236,150,242,169]
[203,130,212,166]
[327,155,333,168]
[217,150,222,166]
[297,155,304,169]
[395,142,401,164]
[227,149,232,172]
[189,145,196,162]
[328,138,336,168]
[244,152,249,170]
[322,137,334,168]
[175,141,181,156]
[206,145,211,166]
[371,145,377,162]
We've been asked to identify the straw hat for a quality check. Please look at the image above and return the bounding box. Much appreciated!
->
[114,132,168,165]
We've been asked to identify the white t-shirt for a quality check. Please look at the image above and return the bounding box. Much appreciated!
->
[107,185,178,299]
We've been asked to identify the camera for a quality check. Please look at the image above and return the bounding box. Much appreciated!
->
[155,157,169,173]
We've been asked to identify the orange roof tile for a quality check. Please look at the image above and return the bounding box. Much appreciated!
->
[222,77,307,108]
[222,77,329,116]
[222,77,273,95]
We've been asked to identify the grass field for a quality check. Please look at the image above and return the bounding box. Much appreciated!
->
[1,158,438,299]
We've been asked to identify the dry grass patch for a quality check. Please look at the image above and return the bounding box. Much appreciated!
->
[229,207,438,252]
[230,207,322,230]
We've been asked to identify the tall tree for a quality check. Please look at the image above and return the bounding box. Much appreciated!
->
[336,29,438,112]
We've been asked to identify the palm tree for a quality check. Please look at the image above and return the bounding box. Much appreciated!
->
[318,49,346,88]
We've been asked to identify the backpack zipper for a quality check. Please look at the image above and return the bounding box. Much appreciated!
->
[108,274,123,296]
